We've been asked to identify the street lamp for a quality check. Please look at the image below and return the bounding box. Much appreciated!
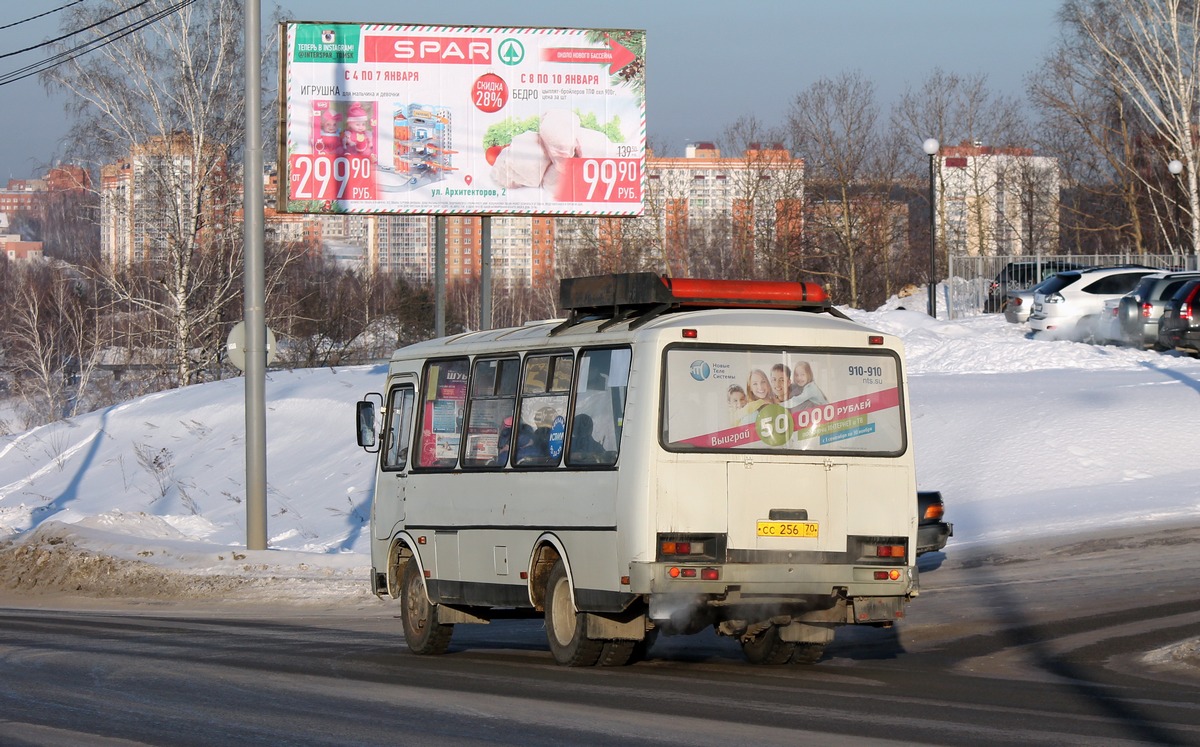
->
[923,138,940,318]
[1169,159,1184,256]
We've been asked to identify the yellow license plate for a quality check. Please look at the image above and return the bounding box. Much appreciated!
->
[756,521,819,538]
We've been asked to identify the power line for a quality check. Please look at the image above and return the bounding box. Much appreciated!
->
[0,1,152,60]
[0,1,85,32]
[0,0,194,87]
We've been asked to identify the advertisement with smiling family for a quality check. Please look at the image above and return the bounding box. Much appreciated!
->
[663,349,906,454]
[279,22,646,216]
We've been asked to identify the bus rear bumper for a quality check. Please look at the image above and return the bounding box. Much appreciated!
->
[629,561,916,626]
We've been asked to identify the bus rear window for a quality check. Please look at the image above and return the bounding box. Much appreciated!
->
[661,347,905,455]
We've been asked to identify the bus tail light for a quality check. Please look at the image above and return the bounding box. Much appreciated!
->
[658,534,722,561]
[856,537,908,564]
[873,570,902,581]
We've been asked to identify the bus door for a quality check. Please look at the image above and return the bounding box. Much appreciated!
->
[375,376,417,542]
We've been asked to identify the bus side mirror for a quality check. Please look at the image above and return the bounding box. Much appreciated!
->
[356,399,378,449]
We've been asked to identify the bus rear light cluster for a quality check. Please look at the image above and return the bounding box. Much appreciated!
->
[667,566,720,580]
[855,537,908,564]
[657,534,721,561]
[873,570,902,581]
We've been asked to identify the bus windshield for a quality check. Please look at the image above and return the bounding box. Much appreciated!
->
[661,346,906,455]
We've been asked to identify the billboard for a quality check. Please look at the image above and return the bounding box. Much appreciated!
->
[279,23,646,216]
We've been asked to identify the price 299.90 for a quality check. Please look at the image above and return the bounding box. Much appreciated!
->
[288,155,376,201]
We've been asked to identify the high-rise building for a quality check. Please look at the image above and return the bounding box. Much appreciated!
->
[100,134,231,267]
[641,142,805,275]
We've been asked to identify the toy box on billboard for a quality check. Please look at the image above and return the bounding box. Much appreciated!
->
[281,23,646,217]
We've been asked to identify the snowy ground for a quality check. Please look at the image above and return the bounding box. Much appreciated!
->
[2,292,1199,613]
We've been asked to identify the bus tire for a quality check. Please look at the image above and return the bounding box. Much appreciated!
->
[741,625,796,665]
[598,639,637,666]
[401,559,453,655]
[544,560,602,666]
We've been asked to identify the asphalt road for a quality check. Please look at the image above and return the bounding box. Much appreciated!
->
[2,523,1199,746]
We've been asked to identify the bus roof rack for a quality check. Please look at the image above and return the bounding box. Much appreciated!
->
[551,273,836,335]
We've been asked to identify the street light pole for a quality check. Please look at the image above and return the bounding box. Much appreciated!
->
[923,138,940,318]
[1169,159,1184,258]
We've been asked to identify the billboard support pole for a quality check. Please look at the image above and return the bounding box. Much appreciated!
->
[480,216,492,330]
[243,0,268,550]
[435,215,446,337]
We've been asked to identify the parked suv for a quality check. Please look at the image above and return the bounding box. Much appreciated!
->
[1117,271,1200,348]
[1157,278,1200,354]
[984,260,1087,313]
[1028,266,1158,341]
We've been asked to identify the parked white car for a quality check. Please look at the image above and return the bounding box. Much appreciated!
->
[1029,266,1158,341]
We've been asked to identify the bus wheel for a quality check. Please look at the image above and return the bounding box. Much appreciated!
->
[741,625,796,665]
[598,639,637,666]
[401,560,453,655]
[544,561,603,666]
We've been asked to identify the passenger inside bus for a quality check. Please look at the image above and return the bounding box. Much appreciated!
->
[514,422,544,464]
[569,414,606,462]
[491,417,514,466]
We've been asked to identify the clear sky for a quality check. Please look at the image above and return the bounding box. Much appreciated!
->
[0,0,1063,180]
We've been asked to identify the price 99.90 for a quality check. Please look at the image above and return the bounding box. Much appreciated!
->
[289,155,375,201]
[561,158,642,203]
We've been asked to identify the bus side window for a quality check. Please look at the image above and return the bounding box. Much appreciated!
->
[415,358,469,469]
[462,357,519,468]
[515,353,572,467]
[382,386,415,471]
[567,348,631,467]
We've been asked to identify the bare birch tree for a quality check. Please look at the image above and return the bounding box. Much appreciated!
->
[1030,37,1158,253]
[2,263,103,426]
[41,0,274,385]
[789,72,909,307]
[1057,0,1200,256]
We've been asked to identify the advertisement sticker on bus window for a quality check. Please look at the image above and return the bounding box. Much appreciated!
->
[662,348,904,454]
[547,416,566,459]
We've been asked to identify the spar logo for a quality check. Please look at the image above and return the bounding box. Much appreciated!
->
[498,38,525,66]
[689,360,711,381]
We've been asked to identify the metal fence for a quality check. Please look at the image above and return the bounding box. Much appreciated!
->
[943,253,1199,319]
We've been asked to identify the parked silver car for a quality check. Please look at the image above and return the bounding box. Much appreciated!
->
[1117,271,1200,348]
[1004,276,1059,325]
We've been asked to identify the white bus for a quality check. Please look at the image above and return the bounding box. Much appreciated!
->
[355,273,920,666]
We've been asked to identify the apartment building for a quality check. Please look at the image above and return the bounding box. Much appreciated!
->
[643,142,805,275]
[100,134,232,266]
[936,141,1060,257]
